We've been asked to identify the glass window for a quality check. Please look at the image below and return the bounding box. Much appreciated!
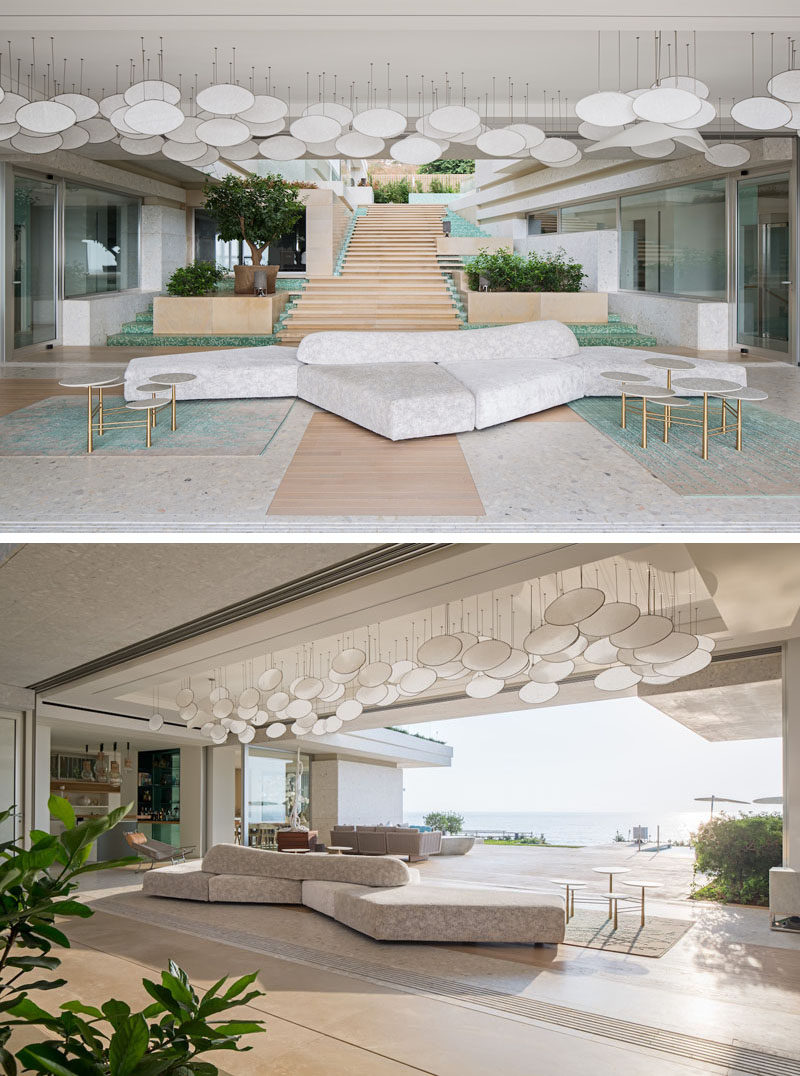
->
[246,748,310,848]
[737,173,790,353]
[561,198,617,233]
[13,175,57,348]
[527,211,558,235]
[620,179,726,299]
[194,208,242,269]
[64,182,139,297]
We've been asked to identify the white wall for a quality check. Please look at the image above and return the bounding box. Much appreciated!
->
[310,758,404,843]
[522,229,619,292]
[33,723,51,834]
[609,291,730,349]
[784,638,800,868]
[205,745,236,848]
[179,746,204,853]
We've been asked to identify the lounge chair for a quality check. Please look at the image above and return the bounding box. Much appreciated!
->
[125,831,196,871]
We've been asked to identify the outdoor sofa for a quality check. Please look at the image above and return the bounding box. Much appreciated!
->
[329,824,443,860]
[123,321,748,442]
[142,843,565,945]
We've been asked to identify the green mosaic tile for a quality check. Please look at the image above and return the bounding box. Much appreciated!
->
[106,333,279,347]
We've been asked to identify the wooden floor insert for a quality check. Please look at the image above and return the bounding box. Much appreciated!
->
[268,412,485,516]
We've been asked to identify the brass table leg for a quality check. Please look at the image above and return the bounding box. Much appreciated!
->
[721,398,727,433]
[98,387,104,436]
[666,370,672,428]
[736,400,743,451]
[87,386,93,454]
[565,885,570,924]
[150,392,158,427]
[171,384,177,432]
[570,888,576,918]
[621,392,626,429]
[146,409,152,448]
[702,393,709,460]
[608,874,614,919]
[663,405,670,444]
[612,897,618,931]
[641,398,648,449]
[640,888,646,928]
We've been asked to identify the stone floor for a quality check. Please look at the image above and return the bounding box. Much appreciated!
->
[1,346,798,533]
[13,847,792,1076]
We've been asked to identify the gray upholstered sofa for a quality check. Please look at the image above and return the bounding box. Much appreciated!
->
[142,843,565,945]
[122,321,748,442]
[330,825,442,860]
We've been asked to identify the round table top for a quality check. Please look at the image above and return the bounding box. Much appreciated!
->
[280,848,309,853]
[59,374,123,388]
[620,384,675,399]
[125,399,170,411]
[148,372,198,384]
[137,383,170,393]
[644,357,696,371]
[671,376,744,394]
[622,880,663,889]
[326,845,352,852]
[591,866,632,876]
[717,386,769,401]
[549,878,588,887]
[600,370,651,383]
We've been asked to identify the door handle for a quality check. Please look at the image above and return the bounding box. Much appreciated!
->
[781,281,792,285]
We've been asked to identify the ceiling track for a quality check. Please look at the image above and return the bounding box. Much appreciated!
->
[30,543,448,695]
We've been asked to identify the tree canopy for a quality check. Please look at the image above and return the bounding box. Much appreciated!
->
[202,174,305,266]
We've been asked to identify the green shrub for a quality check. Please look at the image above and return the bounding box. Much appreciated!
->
[691,813,782,906]
[202,173,305,266]
[465,246,586,293]
[423,811,465,835]
[371,178,411,203]
[166,261,226,297]
[418,159,475,174]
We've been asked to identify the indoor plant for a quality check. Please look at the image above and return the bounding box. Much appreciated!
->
[165,261,226,297]
[202,174,306,294]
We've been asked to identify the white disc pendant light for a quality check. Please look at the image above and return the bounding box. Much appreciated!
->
[656,75,710,100]
[16,100,76,134]
[655,649,712,677]
[318,680,344,703]
[633,632,698,664]
[59,126,90,150]
[531,138,579,164]
[239,687,261,709]
[99,93,126,118]
[196,117,250,146]
[358,661,392,687]
[0,122,20,140]
[356,684,388,706]
[530,659,574,683]
[584,638,620,666]
[175,688,194,708]
[126,99,184,135]
[594,666,642,691]
[670,99,716,129]
[11,133,63,153]
[429,104,480,134]
[54,93,98,121]
[304,101,354,125]
[486,649,529,679]
[610,614,672,649]
[352,108,407,138]
[245,118,285,137]
[212,698,234,719]
[547,635,588,662]
[465,673,504,698]
[389,659,416,683]
[632,141,676,158]
[580,601,640,637]
[697,636,716,652]
[239,95,288,122]
[251,710,269,726]
[325,716,344,734]
[476,128,526,155]
[575,91,637,126]
[768,69,800,103]
[286,698,312,720]
[633,87,702,123]
[259,134,306,159]
[162,140,208,162]
[545,587,605,626]
[548,150,583,168]
[577,121,624,141]
[399,667,437,694]
[523,623,579,655]
[267,691,290,712]
[730,96,791,130]
[165,116,202,144]
[519,680,559,704]
[238,725,256,744]
[390,136,442,164]
[292,677,323,700]
[119,135,164,155]
[290,115,342,142]
[462,639,511,671]
[332,647,366,674]
[266,722,287,738]
[417,635,463,667]
[0,93,28,123]
[378,684,400,706]
[124,80,181,106]
[336,131,384,156]
[179,703,198,721]
[704,143,750,167]
[209,685,229,704]
[292,723,310,736]
[507,123,546,148]
[258,668,282,692]
[337,699,363,721]
[148,712,164,731]
[196,83,254,115]
[328,667,358,685]
[79,118,117,143]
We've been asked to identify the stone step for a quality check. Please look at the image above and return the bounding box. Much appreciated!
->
[118,320,155,334]
[107,332,278,347]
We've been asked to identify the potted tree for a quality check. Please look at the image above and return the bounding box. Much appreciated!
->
[202,173,306,295]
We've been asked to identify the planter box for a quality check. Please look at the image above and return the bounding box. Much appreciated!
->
[466,290,608,325]
[153,294,289,336]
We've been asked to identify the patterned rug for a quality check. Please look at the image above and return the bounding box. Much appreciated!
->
[564,909,693,957]
[569,396,800,496]
[0,396,294,456]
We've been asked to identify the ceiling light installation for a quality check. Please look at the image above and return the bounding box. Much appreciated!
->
[159,559,714,747]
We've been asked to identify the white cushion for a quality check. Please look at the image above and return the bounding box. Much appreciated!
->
[569,346,748,396]
[297,362,475,440]
[124,346,299,400]
[442,357,587,429]
[296,321,579,365]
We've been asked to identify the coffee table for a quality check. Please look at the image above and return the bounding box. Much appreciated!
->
[670,376,745,460]
[643,356,696,391]
[622,879,663,927]
[124,399,171,448]
[548,878,587,923]
[592,866,631,917]
[58,373,125,453]
[717,386,769,452]
[326,846,352,855]
[619,384,676,448]
[599,370,651,430]
[146,372,197,431]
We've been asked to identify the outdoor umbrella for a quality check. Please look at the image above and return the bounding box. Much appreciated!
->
[694,795,750,819]
[753,796,783,805]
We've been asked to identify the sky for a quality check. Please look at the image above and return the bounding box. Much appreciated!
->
[399,697,782,816]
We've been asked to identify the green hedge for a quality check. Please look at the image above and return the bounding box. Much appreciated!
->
[465,247,586,293]
[692,813,782,906]
[166,260,226,297]
[423,811,465,835]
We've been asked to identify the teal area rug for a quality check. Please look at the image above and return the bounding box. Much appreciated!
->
[0,396,294,457]
[569,397,800,496]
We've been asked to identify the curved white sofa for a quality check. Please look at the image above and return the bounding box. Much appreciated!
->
[142,843,566,945]
[123,322,747,441]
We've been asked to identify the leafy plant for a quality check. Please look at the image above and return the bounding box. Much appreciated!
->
[165,261,226,297]
[370,178,412,204]
[691,813,782,906]
[8,960,265,1076]
[202,174,305,266]
[418,159,475,174]
[423,811,465,835]
[613,830,626,842]
[465,246,586,293]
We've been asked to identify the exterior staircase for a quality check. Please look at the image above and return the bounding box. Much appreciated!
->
[277,205,460,344]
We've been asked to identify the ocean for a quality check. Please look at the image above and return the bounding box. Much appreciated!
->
[402,809,716,845]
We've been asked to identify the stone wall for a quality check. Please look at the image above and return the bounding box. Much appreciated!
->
[310,757,404,844]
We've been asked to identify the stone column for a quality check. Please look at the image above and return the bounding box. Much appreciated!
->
[204,745,236,850]
[140,200,189,290]
[783,637,800,866]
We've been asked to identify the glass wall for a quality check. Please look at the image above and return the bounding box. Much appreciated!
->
[64,182,139,297]
[13,175,57,348]
[737,173,790,353]
[620,179,727,298]
[246,747,310,848]
[561,198,617,232]
[527,210,558,235]
[0,715,17,843]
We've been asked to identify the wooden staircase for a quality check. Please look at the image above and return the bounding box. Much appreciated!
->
[277,205,460,343]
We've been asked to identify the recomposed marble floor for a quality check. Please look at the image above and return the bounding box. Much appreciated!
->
[1,355,798,533]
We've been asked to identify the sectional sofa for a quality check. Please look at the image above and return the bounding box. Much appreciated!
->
[329,825,443,860]
[142,843,566,945]
[123,321,748,442]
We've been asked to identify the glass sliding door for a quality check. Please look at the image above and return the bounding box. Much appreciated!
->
[0,714,19,842]
[13,175,58,349]
[737,173,791,355]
